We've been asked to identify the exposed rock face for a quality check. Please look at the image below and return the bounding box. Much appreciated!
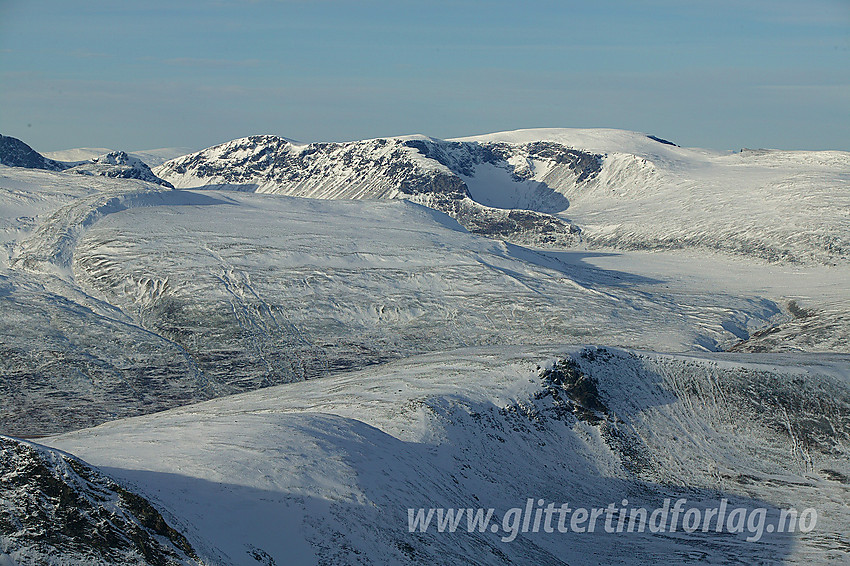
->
[68,151,174,188]
[0,135,67,171]
[401,138,602,182]
[420,195,582,248]
[0,436,199,565]
[156,135,602,248]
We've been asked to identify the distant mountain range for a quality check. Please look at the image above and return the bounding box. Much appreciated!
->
[0,135,177,187]
[42,146,195,168]
[68,150,174,187]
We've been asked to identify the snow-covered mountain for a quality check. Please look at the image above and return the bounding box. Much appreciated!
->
[157,129,850,265]
[33,346,850,565]
[67,151,174,187]
[43,147,195,168]
[155,134,596,248]
[1,128,848,564]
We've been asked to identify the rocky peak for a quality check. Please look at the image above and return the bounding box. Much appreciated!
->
[69,150,174,188]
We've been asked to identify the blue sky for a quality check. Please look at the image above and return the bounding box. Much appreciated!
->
[1,0,848,152]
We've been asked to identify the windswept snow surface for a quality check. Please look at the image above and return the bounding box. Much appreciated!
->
[157,128,850,265]
[0,129,848,564]
[2,141,849,437]
[44,346,850,565]
[0,167,225,436]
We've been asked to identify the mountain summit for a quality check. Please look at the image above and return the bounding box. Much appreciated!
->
[68,150,174,187]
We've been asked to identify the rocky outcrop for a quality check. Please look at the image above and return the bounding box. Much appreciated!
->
[69,151,174,188]
[0,135,67,171]
[0,436,199,565]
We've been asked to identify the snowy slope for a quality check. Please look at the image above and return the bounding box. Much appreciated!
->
[0,128,848,565]
[67,151,174,187]
[2,157,848,436]
[156,128,850,265]
[43,147,194,168]
[0,166,791,435]
[43,346,850,565]
[68,189,781,381]
[0,167,224,436]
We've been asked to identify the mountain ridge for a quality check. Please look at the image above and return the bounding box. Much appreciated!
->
[155,128,850,265]
[155,133,596,248]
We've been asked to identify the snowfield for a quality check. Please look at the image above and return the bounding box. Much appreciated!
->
[0,128,848,564]
[40,346,850,565]
[157,128,850,265]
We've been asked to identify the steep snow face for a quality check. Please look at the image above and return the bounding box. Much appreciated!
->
[44,346,850,565]
[67,151,174,188]
[0,134,67,171]
[157,128,850,265]
[0,436,200,565]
